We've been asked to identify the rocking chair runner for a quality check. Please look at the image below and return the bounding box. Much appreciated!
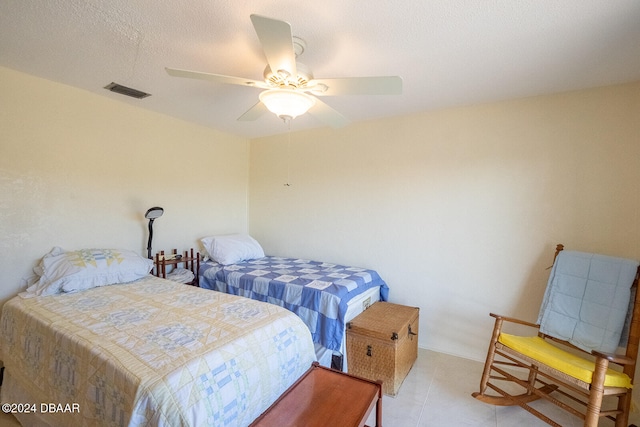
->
[472,244,640,427]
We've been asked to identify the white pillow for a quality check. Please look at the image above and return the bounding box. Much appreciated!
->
[25,247,153,297]
[201,234,265,265]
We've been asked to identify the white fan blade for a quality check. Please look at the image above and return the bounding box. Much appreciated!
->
[237,101,268,121]
[309,76,402,96]
[250,14,297,79]
[165,67,268,88]
[308,98,350,129]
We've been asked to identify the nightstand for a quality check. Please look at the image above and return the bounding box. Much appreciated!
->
[153,248,200,286]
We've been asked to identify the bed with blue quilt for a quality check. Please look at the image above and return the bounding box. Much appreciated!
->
[199,252,389,370]
[1,247,316,427]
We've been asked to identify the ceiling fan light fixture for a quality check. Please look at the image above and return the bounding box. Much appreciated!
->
[259,88,315,120]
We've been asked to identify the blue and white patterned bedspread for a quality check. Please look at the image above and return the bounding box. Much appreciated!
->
[199,256,389,351]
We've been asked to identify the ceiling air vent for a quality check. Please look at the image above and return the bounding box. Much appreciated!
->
[104,82,151,99]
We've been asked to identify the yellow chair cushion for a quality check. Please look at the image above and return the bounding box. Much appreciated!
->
[498,333,632,389]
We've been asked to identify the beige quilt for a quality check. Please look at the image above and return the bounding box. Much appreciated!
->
[0,276,316,426]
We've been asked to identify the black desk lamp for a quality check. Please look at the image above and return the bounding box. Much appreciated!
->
[145,207,164,259]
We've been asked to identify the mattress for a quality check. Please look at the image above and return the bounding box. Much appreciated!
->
[0,276,316,427]
[199,256,389,356]
[314,285,381,371]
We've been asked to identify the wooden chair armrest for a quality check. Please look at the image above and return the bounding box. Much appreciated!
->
[490,313,540,329]
[591,350,636,366]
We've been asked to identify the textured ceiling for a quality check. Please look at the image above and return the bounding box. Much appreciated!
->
[1,0,639,138]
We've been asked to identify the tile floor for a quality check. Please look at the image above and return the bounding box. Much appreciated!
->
[1,348,634,426]
[364,348,587,427]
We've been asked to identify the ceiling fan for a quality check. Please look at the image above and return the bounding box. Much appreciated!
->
[166,14,402,128]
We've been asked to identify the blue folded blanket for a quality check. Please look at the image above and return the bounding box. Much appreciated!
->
[537,250,639,353]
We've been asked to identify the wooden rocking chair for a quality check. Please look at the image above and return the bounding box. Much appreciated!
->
[472,244,640,427]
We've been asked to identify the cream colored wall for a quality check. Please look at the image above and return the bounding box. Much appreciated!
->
[2,65,640,419]
[3,63,639,367]
[0,66,249,305]
[249,81,640,361]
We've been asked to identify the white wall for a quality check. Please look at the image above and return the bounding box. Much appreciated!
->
[0,66,250,305]
[249,81,640,361]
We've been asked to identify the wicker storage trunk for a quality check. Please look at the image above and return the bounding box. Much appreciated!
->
[346,302,419,396]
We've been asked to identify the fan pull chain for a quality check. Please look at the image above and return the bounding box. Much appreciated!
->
[284,118,292,187]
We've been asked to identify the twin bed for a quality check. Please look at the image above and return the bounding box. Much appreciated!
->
[198,233,389,370]
[199,256,388,370]
[0,239,388,426]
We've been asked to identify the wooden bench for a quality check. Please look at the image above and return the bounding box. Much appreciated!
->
[250,362,382,427]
